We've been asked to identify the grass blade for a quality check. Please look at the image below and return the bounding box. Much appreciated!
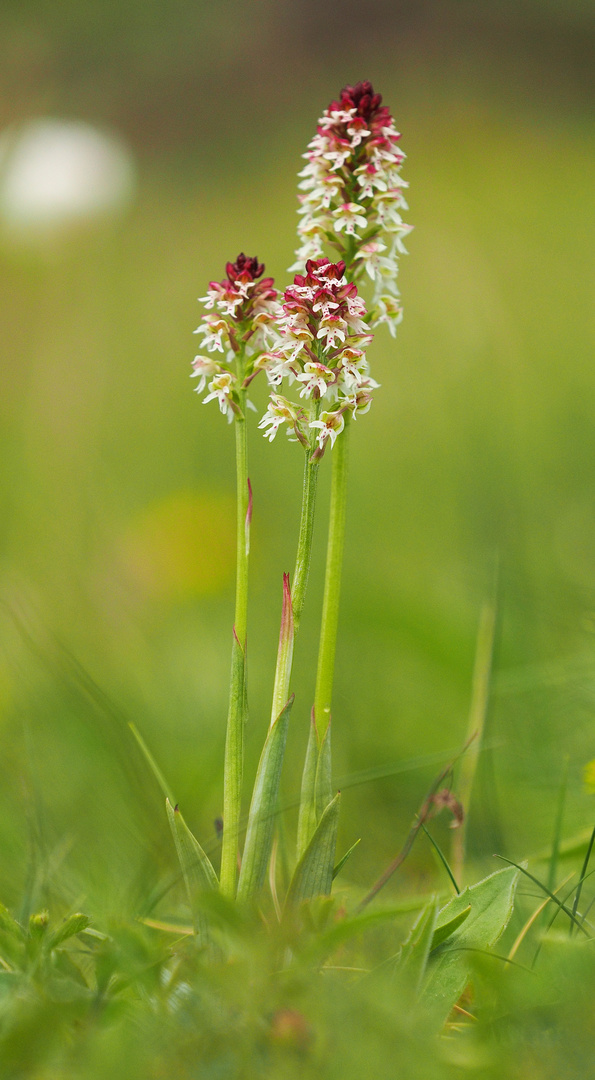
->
[493,856,590,937]
[570,822,595,935]
[451,595,497,884]
[421,822,460,894]
[333,838,361,880]
[166,799,218,935]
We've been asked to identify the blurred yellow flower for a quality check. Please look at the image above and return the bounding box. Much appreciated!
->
[119,491,235,601]
[583,759,595,794]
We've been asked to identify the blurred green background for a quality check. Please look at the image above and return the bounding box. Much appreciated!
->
[0,0,594,917]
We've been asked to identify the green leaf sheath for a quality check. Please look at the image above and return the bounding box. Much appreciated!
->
[237,697,294,903]
[269,574,294,727]
[220,403,250,899]
[166,799,218,936]
[297,716,319,861]
[220,631,247,899]
[286,792,341,909]
[297,718,332,859]
[314,418,350,742]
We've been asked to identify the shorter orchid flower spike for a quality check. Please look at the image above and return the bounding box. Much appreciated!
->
[191,253,281,421]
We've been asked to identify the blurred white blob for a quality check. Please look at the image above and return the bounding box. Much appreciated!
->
[0,118,136,234]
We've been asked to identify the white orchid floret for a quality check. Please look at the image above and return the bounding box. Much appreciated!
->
[341,386,375,418]
[345,117,371,147]
[354,240,388,280]
[316,315,347,351]
[296,361,337,401]
[258,394,304,442]
[323,147,352,172]
[344,291,367,318]
[309,409,346,450]
[198,283,226,309]
[373,184,409,216]
[369,294,403,337]
[336,350,374,393]
[250,309,282,347]
[262,354,297,387]
[191,354,223,393]
[354,162,388,199]
[278,326,314,361]
[332,202,368,237]
[194,315,230,354]
[319,108,356,130]
[202,371,237,421]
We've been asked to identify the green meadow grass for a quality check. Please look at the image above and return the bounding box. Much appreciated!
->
[1,82,595,1075]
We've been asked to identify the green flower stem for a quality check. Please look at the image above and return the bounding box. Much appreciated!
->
[313,415,350,743]
[291,454,319,635]
[220,390,249,899]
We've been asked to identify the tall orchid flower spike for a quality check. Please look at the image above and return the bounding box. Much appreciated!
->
[292,81,412,335]
[257,258,377,460]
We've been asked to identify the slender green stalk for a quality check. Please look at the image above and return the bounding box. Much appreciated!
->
[220,391,249,899]
[291,455,319,634]
[313,416,350,742]
[268,451,319,722]
[233,399,250,645]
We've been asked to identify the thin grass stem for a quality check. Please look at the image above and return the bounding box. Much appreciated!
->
[451,594,497,884]
[420,822,460,894]
[570,822,595,936]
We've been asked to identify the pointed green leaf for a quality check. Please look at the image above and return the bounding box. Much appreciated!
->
[237,696,294,902]
[285,792,341,909]
[48,913,91,950]
[397,896,439,996]
[129,722,175,804]
[422,865,520,1016]
[430,904,471,950]
[166,799,218,935]
[297,715,319,860]
[333,838,361,880]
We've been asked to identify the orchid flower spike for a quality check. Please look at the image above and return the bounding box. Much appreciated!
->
[192,253,280,419]
[257,258,378,457]
[292,81,412,337]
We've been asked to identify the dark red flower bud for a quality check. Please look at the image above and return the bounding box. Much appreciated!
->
[339,81,383,122]
[225,253,265,283]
